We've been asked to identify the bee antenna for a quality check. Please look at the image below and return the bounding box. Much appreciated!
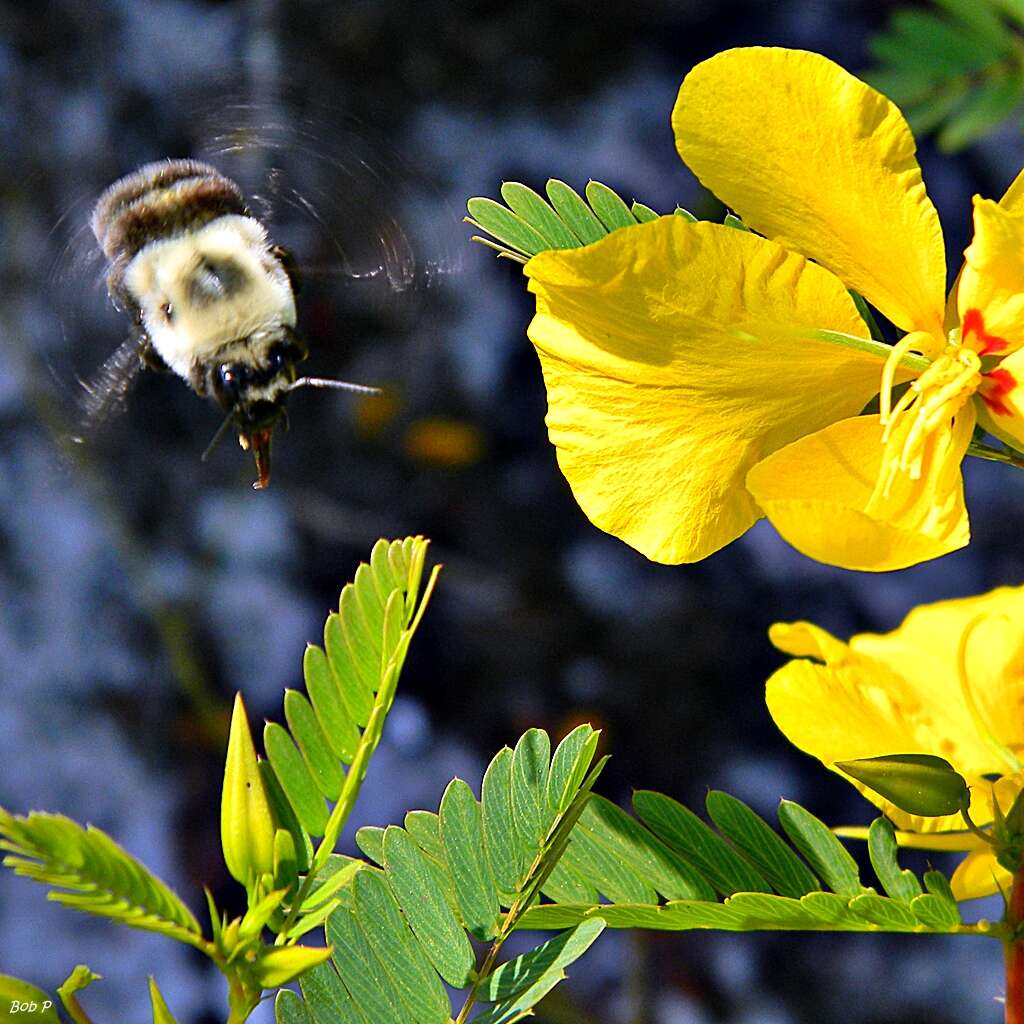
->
[202,408,236,462]
[287,376,383,396]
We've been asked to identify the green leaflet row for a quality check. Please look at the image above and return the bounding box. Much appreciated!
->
[278,724,609,1024]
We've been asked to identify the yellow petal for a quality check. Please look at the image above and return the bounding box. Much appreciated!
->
[767,658,931,766]
[767,621,851,662]
[834,825,980,852]
[950,847,1012,901]
[855,590,1024,770]
[958,198,1024,353]
[998,166,1024,215]
[974,352,1024,450]
[673,47,946,337]
[944,164,1024,327]
[746,411,972,571]
[524,216,885,563]
[766,655,1003,832]
[770,606,995,774]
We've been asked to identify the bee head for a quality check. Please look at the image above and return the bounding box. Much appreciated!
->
[207,333,308,488]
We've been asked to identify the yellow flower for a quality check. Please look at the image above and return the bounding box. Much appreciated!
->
[766,586,1024,900]
[525,46,1024,570]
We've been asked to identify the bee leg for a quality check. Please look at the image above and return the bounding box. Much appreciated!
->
[133,326,170,374]
[271,244,301,295]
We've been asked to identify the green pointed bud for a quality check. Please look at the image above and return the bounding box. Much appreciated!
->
[252,944,334,987]
[1004,788,1024,837]
[148,976,178,1024]
[836,754,969,817]
[221,916,241,954]
[238,888,287,945]
[221,694,277,887]
[991,787,1024,873]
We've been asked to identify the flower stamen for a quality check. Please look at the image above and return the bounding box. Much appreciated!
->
[879,332,932,427]
[872,346,980,500]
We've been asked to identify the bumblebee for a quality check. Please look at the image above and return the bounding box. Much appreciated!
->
[88,158,378,488]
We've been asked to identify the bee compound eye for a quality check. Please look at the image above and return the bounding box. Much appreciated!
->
[214,363,244,406]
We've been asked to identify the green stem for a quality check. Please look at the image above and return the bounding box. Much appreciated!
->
[967,441,1024,471]
[1005,865,1024,1024]
[57,995,94,1024]
[848,289,886,343]
[960,798,995,845]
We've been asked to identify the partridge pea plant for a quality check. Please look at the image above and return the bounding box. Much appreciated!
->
[8,560,1024,1022]
[469,46,1024,571]
[9,44,1024,1024]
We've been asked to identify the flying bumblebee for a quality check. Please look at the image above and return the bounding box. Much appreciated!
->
[85,158,381,488]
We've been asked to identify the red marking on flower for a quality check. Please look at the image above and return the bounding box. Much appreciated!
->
[962,307,1009,356]
[980,367,1017,417]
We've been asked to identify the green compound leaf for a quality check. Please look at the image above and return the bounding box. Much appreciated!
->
[466,179,697,262]
[297,961,362,1024]
[352,869,450,1024]
[287,727,606,1024]
[545,179,607,244]
[285,734,985,1024]
[511,729,551,851]
[516,794,982,938]
[268,539,439,933]
[0,810,204,949]
[938,71,1024,151]
[404,810,443,860]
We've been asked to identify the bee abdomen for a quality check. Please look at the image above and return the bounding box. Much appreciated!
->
[91,159,247,264]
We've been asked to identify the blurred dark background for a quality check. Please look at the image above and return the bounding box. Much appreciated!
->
[2,0,1021,1020]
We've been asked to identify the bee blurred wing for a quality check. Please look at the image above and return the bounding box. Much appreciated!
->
[77,335,145,430]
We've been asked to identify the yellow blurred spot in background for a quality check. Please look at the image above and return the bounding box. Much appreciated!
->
[404,417,484,466]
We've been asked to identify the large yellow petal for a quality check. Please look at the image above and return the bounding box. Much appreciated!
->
[746,411,972,571]
[524,217,886,563]
[673,47,946,338]
[958,198,1024,354]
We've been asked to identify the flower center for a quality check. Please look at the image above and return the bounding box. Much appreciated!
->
[873,331,980,501]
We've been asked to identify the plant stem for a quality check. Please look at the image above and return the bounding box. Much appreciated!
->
[58,995,94,1024]
[967,441,1024,471]
[1005,867,1024,1024]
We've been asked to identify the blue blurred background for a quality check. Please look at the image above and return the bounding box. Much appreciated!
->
[2,0,1022,1020]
